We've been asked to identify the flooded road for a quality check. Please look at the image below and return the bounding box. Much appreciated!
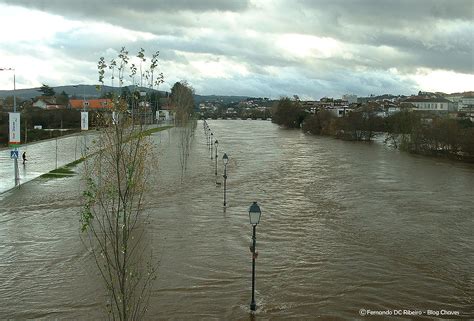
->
[0,132,97,193]
[0,120,473,320]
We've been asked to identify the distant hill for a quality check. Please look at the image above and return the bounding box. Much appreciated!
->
[0,85,253,106]
[0,85,166,100]
[193,94,251,105]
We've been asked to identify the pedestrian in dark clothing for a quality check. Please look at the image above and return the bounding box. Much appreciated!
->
[22,152,27,165]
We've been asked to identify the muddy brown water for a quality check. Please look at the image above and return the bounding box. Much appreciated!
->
[0,120,473,320]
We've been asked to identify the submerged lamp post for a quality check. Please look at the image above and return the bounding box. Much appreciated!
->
[214,140,219,176]
[248,201,262,312]
[222,153,229,206]
[210,132,214,159]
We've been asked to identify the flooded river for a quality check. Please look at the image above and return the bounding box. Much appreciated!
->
[0,120,473,320]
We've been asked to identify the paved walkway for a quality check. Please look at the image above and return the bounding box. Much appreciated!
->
[0,132,98,194]
[0,123,173,194]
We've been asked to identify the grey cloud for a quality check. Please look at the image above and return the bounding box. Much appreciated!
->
[187,64,418,99]
[1,0,471,96]
[0,0,249,13]
[297,0,473,24]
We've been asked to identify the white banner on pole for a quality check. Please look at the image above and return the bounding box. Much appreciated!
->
[81,112,89,130]
[9,112,20,145]
[112,111,118,124]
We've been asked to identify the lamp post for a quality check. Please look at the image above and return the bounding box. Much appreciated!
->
[210,132,214,159]
[222,153,228,206]
[248,202,262,312]
[214,140,218,176]
[0,68,17,112]
[1,67,20,186]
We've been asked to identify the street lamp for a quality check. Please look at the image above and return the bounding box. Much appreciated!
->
[0,68,16,112]
[210,132,214,159]
[214,140,218,176]
[222,153,229,206]
[248,201,262,312]
[1,67,20,186]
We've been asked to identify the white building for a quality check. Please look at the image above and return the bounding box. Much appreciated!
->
[404,97,455,112]
[328,106,352,117]
[459,96,474,112]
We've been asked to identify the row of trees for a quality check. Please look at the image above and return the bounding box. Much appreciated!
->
[272,97,474,162]
[385,111,474,161]
[200,107,270,120]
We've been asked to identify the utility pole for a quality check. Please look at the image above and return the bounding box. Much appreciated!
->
[1,67,20,186]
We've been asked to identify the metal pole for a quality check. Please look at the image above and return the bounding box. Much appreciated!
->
[55,136,58,170]
[250,225,257,311]
[215,144,218,176]
[74,135,78,161]
[14,157,20,187]
[13,72,16,112]
[211,134,213,159]
[223,164,227,206]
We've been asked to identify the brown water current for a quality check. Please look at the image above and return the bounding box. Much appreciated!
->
[0,120,473,320]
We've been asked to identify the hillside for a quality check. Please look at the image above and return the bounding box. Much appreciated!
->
[0,85,166,100]
[0,85,252,105]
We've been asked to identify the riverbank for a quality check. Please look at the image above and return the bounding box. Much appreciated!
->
[272,99,474,163]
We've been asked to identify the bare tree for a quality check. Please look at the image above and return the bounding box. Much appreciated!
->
[80,47,163,320]
[81,110,156,320]
[170,81,196,179]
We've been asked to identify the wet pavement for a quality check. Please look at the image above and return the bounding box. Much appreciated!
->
[0,132,98,194]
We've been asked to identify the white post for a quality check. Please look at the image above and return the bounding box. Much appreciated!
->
[14,157,20,187]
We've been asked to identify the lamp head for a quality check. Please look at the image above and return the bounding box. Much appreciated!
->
[248,202,261,225]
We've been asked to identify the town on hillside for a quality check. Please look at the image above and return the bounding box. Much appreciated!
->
[198,91,474,122]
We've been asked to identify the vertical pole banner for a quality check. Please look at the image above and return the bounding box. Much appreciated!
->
[9,112,20,146]
[81,112,89,130]
[112,111,118,124]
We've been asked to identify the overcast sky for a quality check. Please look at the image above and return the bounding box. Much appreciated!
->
[0,0,472,99]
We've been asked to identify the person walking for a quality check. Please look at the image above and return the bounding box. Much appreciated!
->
[22,152,27,165]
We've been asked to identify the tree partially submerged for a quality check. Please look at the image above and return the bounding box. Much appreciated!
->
[80,47,164,320]
[170,81,196,179]
[81,112,156,320]
[271,97,307,128]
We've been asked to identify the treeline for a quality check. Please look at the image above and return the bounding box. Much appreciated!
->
[200,107,270,120]
[272,97,474,162]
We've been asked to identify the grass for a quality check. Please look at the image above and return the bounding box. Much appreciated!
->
[40,167,76,179]
[39,125,172,180]
[40,158,84,179]
[137,126,173,138]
